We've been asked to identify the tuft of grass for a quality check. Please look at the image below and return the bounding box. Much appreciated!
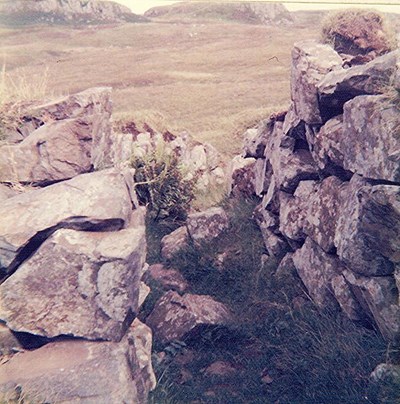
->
[0,63,51,142]
[320,8,398,55]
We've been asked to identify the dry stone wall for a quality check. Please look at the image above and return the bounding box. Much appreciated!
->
[235,42,400,343]
[0,89,155,403]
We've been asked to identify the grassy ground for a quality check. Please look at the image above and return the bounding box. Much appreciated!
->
[0,20,317,156]
[142,197,394,404]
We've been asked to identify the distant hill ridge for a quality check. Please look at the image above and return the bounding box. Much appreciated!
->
[0,0,148,25]
[144,1,293,25]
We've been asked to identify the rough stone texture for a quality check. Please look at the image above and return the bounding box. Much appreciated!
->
[146,291,233,344]
[0,87,112,183]
[128,319,157,397]
[253,158,270,196]
[309,116,345,171]
[341,95,400,182]
[331,274,364,321]
[265,121,318,193]
[0,219,146,341]
[0,169,133,274]
[145,263,189,293]
[343,270,400,342]
[318,50,400,119]
[302,176,344,253]
[260,228,289,259]
[279,188,308,242]
[370,363,400,399]
[292,237,344,309]
[242,120,273,158]
[291,40,343,124]
[229,155,256,197]
[161,227,189,260]
[0,338,147,404]
[187,207,229,242]
[335,175,400,277]
[0,323,22,355]
[0,118,94,184]
[0,184,16,202]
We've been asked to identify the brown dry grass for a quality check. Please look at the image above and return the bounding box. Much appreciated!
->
[0,20,318,156]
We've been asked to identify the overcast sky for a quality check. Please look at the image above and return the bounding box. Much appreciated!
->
[115,0,400,15]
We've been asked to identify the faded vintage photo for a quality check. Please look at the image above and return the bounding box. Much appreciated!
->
[0,0,399,402]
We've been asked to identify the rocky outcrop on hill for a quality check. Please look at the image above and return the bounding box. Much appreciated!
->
[144,1,293,25]
[234,42,400,343]
[0,89,155,402]
[0,0,148,25]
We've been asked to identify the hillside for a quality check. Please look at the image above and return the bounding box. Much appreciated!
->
[144,1,293,25]
[0,0,148,26]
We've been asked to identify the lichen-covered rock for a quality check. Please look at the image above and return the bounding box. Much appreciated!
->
[0,87,112,183]
[160,207,230,259]
[302,176,344,252]
[187,207,229,242]
[128,319,157,397]
[309,116,345,171]
[341,95,400,182]
[343,270,400,342]
[144,263,189,293]
[242,120,273,158]
[0,118,94,184]
[161,227,189,260]
[335,175,400,276]
[0,169,134,275]
[265,121,318,193]
[318,50,400,120]
[0,218,146,341]
[278,187,309,242]
[331,274,364,321]
[291,40,343,124]
[0,336,150,404]
[292,237,346,309]
[229,155,256,197]
[146,291,233,344]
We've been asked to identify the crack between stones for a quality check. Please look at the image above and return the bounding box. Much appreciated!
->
[0,217,125,284]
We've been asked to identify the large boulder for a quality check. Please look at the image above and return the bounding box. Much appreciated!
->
[0,322,154,404]
[335,175,400,277]
[146,291,232,344]
[341,95,400,182]
[318,50,400,120]
[0,213,146,341]
[0,118,94,184]
[290,40,343,125]
[0,87,113,178]
[0,169,134,276]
